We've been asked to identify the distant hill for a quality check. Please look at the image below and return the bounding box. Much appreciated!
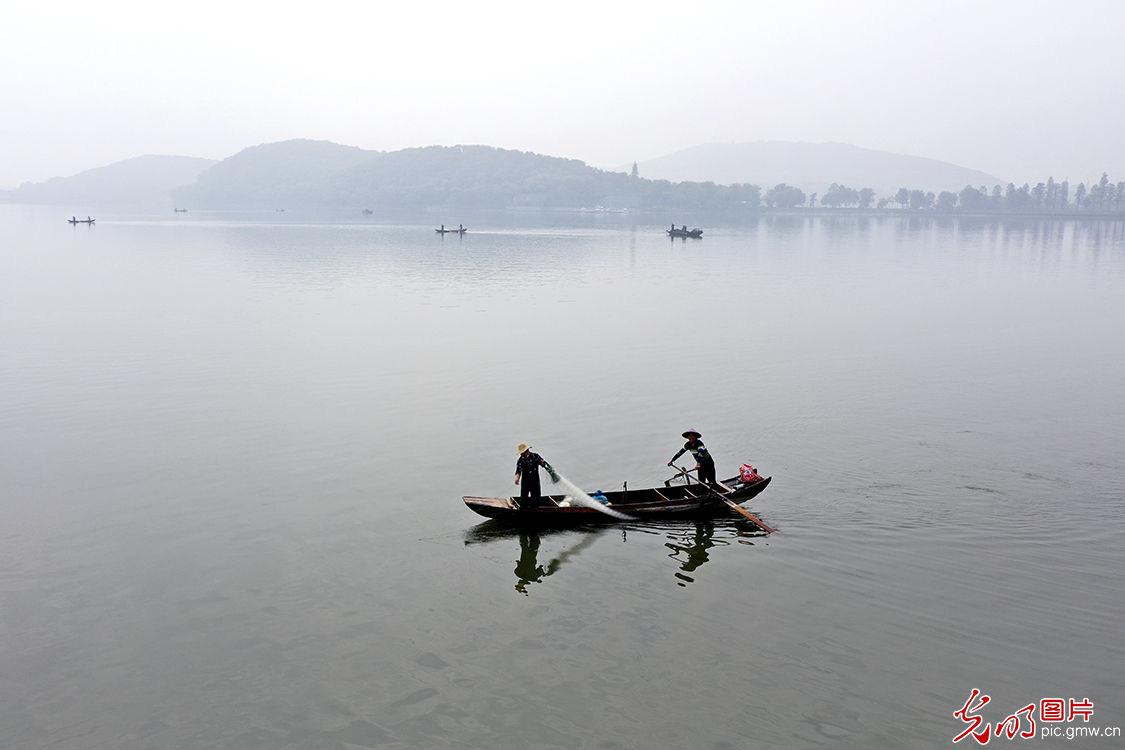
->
[632,142,1005,196]
[12,139,1004,212]
[332,144,629,209]
[174,139,373,207]
[173,140,761,211]
[0,155,217,206]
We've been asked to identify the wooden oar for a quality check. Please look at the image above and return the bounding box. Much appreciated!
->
[673,466,776,533]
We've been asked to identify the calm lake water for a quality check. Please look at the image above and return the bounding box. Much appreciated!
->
[2,205,1124,749]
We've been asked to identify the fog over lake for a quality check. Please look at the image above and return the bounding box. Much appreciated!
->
[4,2,1125,188]
[2,206,1123,748]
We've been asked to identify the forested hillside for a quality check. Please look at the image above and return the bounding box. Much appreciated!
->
[174,141,761,211]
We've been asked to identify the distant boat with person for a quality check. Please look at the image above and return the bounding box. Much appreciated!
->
[436,224,467,234]
[668,224,702,238]
[67,216,95,224]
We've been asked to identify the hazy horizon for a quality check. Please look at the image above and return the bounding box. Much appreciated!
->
[3,0,1124,189]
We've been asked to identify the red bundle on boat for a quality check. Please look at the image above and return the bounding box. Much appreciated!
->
[739,463,760,482]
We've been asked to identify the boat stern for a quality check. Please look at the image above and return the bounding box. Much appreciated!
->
[463,495,518,519]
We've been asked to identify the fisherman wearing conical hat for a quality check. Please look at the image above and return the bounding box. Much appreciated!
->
[668,429,717,485]
[515,443,551,509]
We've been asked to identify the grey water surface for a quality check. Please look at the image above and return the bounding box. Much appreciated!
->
[2,206,1123,749]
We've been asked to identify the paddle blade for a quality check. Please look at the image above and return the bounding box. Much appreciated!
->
[724,499,775,533]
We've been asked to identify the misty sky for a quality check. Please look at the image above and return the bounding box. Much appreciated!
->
[2,0,1123,189]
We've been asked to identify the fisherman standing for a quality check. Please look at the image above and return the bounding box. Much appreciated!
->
[515,443,553,508]
[668,429,717,485]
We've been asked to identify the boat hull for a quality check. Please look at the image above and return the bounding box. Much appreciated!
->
[464,475,771,526]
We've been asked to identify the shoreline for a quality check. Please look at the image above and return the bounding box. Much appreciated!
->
[5,201,1124,223]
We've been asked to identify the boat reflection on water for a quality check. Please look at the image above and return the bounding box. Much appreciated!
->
[463,523,607,595]
[513,531,602,594]
[662,519,760,587]
[463,518,767,593]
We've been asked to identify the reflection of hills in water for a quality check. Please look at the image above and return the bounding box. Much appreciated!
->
[463,518,768,593]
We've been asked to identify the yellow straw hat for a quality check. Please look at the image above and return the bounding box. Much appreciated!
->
[517,443,531,454]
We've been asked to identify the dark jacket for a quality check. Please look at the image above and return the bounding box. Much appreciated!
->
[516,452,546,479]
[671,440,714,465]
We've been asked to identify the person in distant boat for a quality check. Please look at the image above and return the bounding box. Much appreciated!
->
[668,429,717,485]
[515,443,551,508]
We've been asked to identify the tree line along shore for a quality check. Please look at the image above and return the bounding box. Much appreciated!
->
[762,173,1125,215]
[5,141,1123,217]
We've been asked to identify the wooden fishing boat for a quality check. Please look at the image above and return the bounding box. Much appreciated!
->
[67,217,95,224]
[435,225,467,234]
[463,474,771,526]
[668,227,702,238]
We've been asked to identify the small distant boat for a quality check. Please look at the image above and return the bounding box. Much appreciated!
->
[668,225,703,238]
[173,208,187,213]
[362,209,373,215]
[67,216,95,224]
[436,224,467,234]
